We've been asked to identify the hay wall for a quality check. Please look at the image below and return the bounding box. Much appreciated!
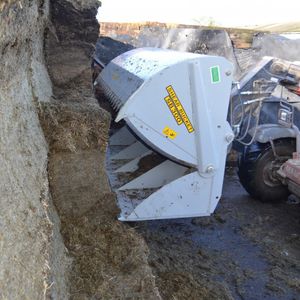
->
[0,1,69,298]
[0,0,161,298]
[41,1,161,298]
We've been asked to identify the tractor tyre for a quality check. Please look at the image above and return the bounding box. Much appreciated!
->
[238,139,295,202]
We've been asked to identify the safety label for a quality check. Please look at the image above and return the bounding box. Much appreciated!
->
[164,85,195,133]
[163,126,178,139]
[210,66,221,84]
[164,96,183,125]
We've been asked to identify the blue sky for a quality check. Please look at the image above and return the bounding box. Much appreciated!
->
[98,0,300,27]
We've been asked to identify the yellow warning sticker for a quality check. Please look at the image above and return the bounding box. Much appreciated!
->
[164,96,183,125]
[163,126,178,140]
[164,85,195,133]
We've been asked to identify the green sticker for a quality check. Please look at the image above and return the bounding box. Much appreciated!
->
[210,66,221,84]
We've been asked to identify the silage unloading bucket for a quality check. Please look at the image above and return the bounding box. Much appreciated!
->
[96,48,234,221]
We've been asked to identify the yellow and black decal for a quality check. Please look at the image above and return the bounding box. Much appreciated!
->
[163,126,178,140]
[164,85,194,133]
[164,96,183,125]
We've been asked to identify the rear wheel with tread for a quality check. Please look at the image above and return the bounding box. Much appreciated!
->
[238,139,295,202]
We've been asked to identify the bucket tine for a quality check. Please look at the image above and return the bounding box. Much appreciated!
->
[118,171,210,221]
[111,141,150,160]
[118,160,188,190]
[114,150,153,173]
[110,126,137,146]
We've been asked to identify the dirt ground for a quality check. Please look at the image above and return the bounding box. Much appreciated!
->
[132,168,300,299]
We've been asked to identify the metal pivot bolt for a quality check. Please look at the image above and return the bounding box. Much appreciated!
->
[206,165,215,174]
[226,134,234,143]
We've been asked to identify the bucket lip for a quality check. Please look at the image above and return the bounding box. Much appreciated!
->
[109,47,229,81]
[110,47,207,73]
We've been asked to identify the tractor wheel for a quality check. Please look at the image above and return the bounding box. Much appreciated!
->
[238,139,295,202]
